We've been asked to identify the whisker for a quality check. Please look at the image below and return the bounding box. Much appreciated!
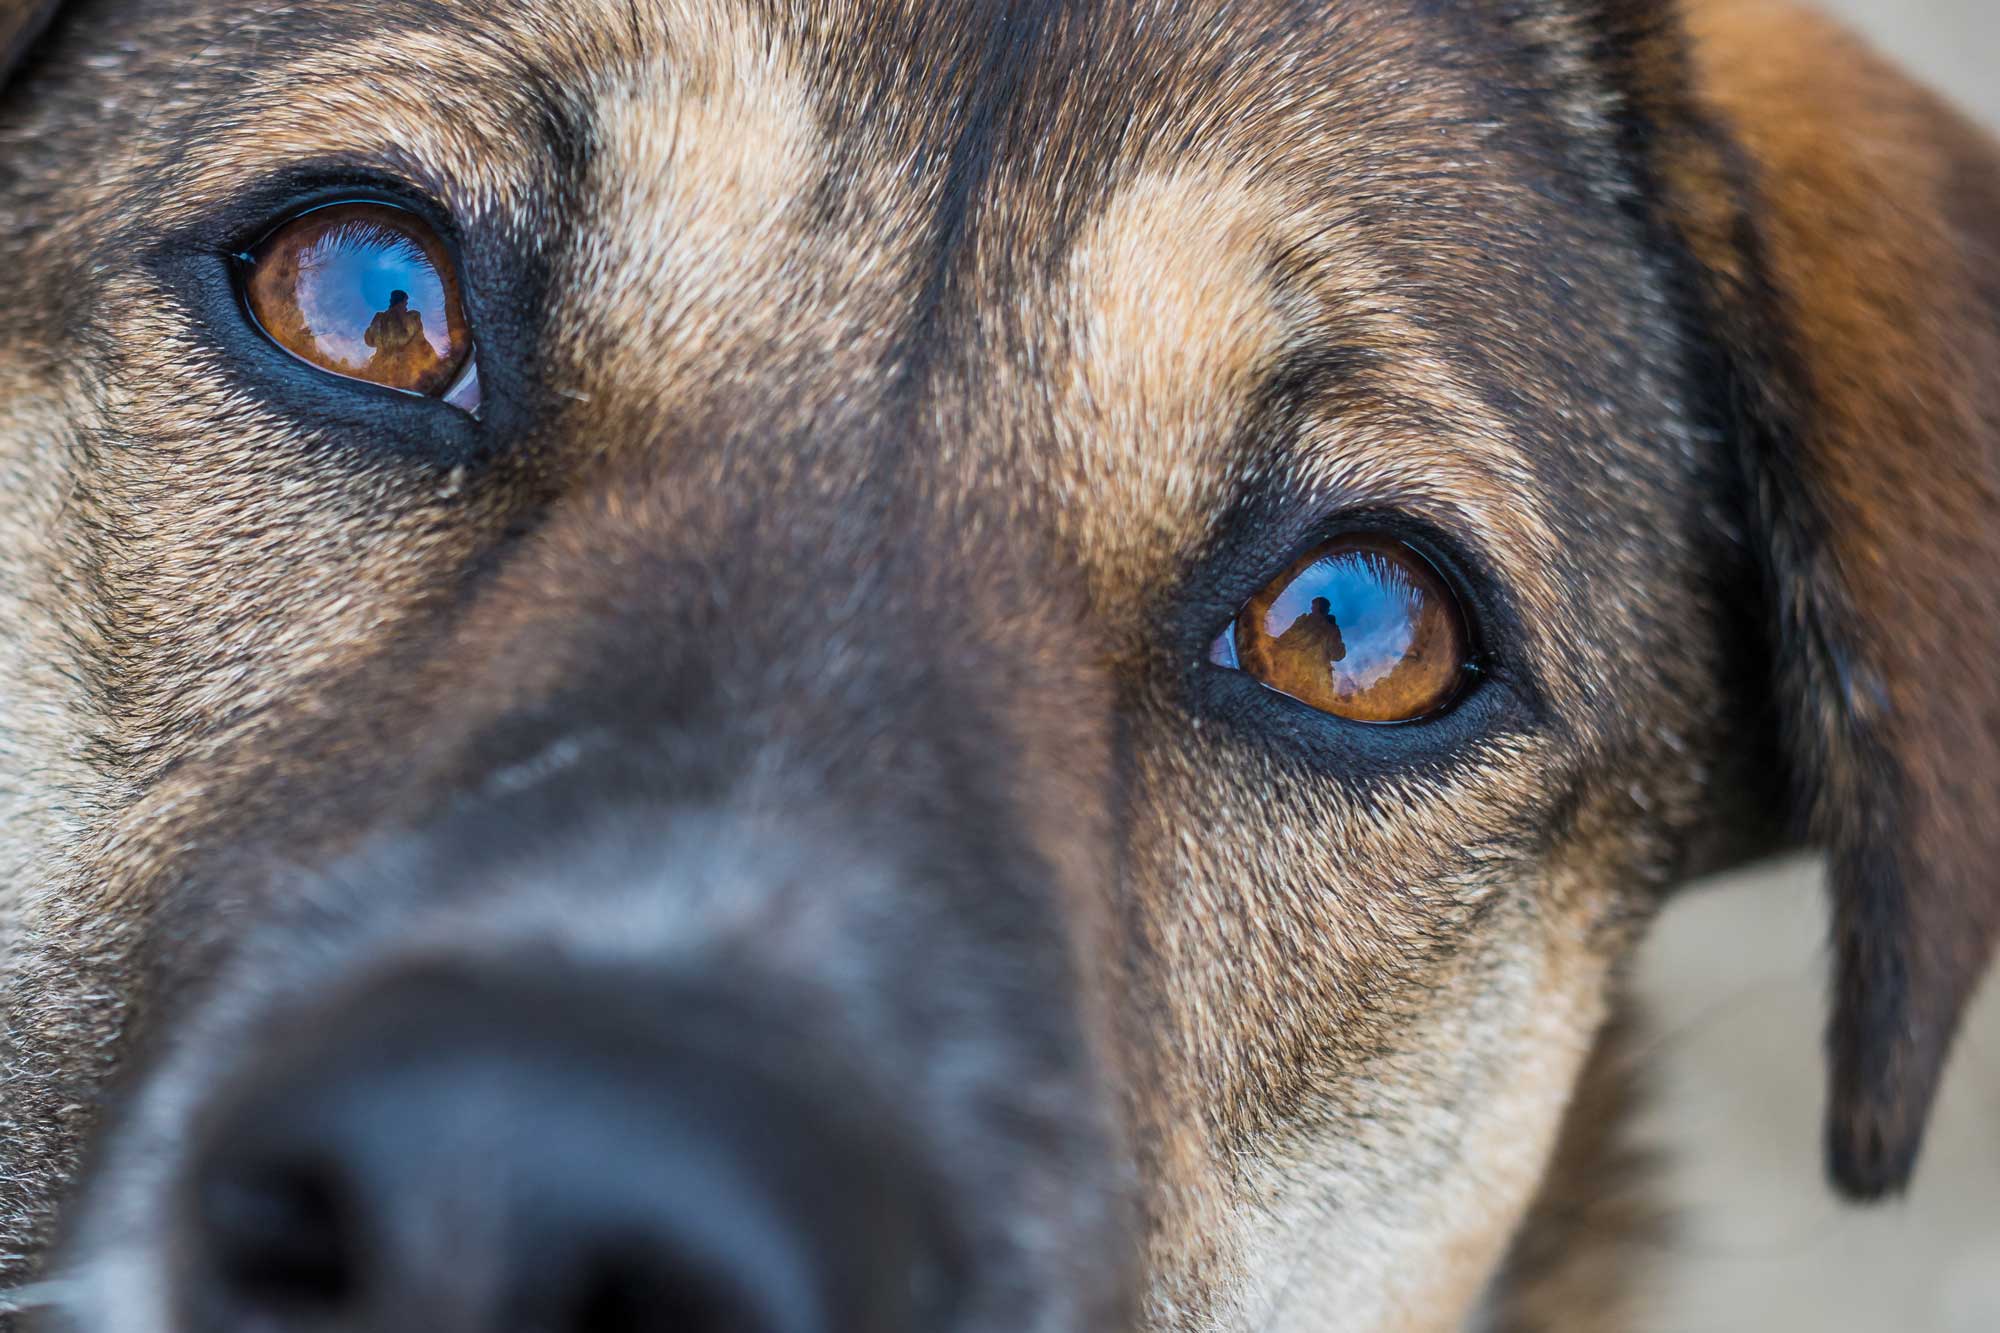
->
[0,1277,84,1314]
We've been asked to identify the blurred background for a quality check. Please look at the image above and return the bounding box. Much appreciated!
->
[1638,9,1999,1320]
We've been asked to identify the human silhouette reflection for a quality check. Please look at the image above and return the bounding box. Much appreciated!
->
[363,289,441,385]
[1273,595,1347,667]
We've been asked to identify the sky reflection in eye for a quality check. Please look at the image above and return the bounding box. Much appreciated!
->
[243,202,470,397]
[292,220,454,372]
[1260,549,1424,696]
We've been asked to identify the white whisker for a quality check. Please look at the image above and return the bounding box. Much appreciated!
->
[0,1277,84,1314]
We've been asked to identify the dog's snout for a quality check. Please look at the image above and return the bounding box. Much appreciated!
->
[177,967,952,1333]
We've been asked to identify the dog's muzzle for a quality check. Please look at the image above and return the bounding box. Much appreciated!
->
[42,484,1129,1333]
[176,964,955,1333]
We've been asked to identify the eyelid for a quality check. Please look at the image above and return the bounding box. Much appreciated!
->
[224,177,459,251]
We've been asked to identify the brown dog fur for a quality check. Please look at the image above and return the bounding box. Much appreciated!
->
[0,1,1993,1330]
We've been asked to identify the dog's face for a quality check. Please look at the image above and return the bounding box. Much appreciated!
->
[1,1,1995,1330]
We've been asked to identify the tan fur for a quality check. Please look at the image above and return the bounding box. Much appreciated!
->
[0,1,1994,1329]
[1486,1014,1663,1333]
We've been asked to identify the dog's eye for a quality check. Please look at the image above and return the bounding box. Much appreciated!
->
[1210,534,1472,723]
[239,202,473,400]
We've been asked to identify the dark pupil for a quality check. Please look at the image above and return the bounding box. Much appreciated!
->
[1263,552,1424,695]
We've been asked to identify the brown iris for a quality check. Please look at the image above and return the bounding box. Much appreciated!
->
[1213,534,1472,723]
[241,202,472,397]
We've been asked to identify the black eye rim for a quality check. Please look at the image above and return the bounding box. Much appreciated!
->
[1171,501,1548,778]
[1208,529,1484,727]
[232,196,479,407]
[229,195,480,408]
[142,166,537,469]
[231,187,457,265]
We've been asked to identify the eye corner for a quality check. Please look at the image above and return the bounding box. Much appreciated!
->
[1204,622,1242,671]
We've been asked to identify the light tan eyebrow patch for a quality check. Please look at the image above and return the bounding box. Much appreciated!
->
[1066,167,1294,446]
[1020,164,1556,635]
[1028,166,1296,598]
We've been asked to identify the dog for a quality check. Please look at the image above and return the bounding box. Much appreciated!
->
[0,0,1994,1328]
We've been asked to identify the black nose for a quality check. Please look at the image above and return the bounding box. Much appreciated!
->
[177,968,951,1333]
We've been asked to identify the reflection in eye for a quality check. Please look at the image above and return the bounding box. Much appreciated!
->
[1211,534,1472,723]
[240,202,474,400]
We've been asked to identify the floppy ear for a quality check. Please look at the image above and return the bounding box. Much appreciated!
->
[1609,0,2000,1199]
[1,0,60,84]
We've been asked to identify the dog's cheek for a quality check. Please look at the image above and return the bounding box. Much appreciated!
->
[1110,696,1661,1331]
[0,309,525,1288]
[1227,925,1619,1333]
[1128,874,1626,1333]
[66,304,519,769]
[0,378,152,1283]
